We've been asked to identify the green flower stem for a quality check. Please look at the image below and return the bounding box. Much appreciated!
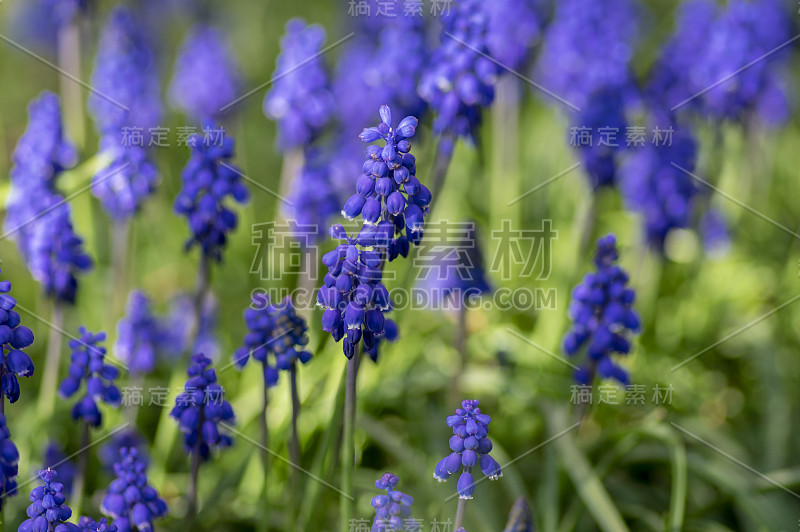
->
[39,302,64,419]
[340,350,360,531]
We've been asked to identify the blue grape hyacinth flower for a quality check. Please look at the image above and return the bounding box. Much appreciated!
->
[434,400,502,500]
[19,469,79,532]
[6,93,93,304]
[100,448,167,531]
[171,353,235,461]
[0,415,19,510]
[348,105,430,257]
[283,150,341,245]
[371,473,419,532]
[174,130,249,261]
[115,291,176,375]
[58,327,121,427]
[562,235,641,385]
[169,25,241,121]
[264,18,334,151]
[235,296,312,385]
[89,7,161,136]
[317,224,396,360]
[0,269,35,403]
[620,119,699,252]
[417,222,491,311]
[418,0,500,141]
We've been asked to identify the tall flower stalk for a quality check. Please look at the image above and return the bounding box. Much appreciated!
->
[57,327,120,515]
[316,104,429,529]
[5,92,92,419]
[418,0,499,208]
[170,354,235,523]
[174,130,249,348]
[434,400,502,529]
[234,295,311,515]
[88,7,162,318]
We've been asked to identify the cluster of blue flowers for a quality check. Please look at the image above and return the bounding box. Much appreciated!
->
[264,18,334,151]
[171,353,235,461]
[370,473,418,532]
[434,400,501,500]
[5,92,93,304]
[58,328,121,428]
[0,416,19,509]
[101,448,167,531]
[318,105,426,359]
[484,0,543,71]
[418,222,491,310]
[89,7,161,220]
[174,132,249,261]
[115,291,176,375]
[235,296,312,386]
[0,270,35,403]
[655,0,793,125]
[348,106,429,250]
[537,0,639,189]
[169,25,241,121]
[284,151,342,244]
[418,0,499,141]
[20,469,78,532]
[620,121,699,251]
[562,235,641,385]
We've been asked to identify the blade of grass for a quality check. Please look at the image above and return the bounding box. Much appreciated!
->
[545,407,629,532]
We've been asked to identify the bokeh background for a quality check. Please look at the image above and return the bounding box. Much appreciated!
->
[0,0,799,531]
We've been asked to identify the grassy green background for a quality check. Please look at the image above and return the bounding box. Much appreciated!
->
[0,1,799,531]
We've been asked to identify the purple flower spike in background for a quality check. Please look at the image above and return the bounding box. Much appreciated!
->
[284,151,341,245]
[174,130,249,261]
[371,473,419,532]
[264,18,334,151]
[89,7,161,220]
[418,0,500,141]
[562,235,641,385]
[58,327,120,428]
[0,416,19,511]
[6,92,93,304]
[100,448,167,531]
[485,0,543,71]
[0,269,35,404]
[171,353,235,461]
[169,25,241,121]
[19,469,80,532]
[115,291,174,375]
[89,7,161,138]
[620,120,699,252]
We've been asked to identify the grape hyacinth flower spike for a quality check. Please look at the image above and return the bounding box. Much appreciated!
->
[58,327,120,427]
[0,269,35,405]
[100,448,167,531]
[562,235,641,385]
[171,353,234,519]
[19,469,80,532]
[371,473,419,532]
[174,131,249,262]
[434,400,501,529]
